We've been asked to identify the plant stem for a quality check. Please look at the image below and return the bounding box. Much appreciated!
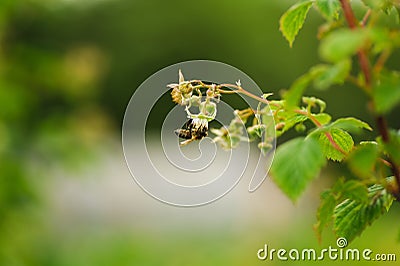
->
[218,83,348,155]
[358,51,372,88]
[377,116,400,199]
[361,9,371,26]
[340,0,400,200]
[340,0,372,88]
[373,48,391,74]
[294,110,347,155]
[340,0,357,28]
[376,116,389,142]
[218,83,271,105]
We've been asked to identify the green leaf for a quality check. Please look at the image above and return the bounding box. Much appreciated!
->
[387,130,400,165]
[347,142,379,178]
[320,28,371,62]
[341,180,369,203]
[321,27,392,62]
[312,60,352,90]
[372,28,396,54]
[318,128,354,161]
[281,113,308,135]
[378,129,400,165]
[284,73,313,109]
[362,0,394,12]
[334,184,394,242]
[330,117,372,132]
[314,190,337,240]
[271,137,326,202]
[308,117,371,140]
[372,71,400,114]
[314,178,368,241]
[312,113,332,125]
[315,0,341,20]
[280,0,314,47]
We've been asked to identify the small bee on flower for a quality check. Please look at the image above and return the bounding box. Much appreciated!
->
[168,70,218,146]
[175,118,209,146]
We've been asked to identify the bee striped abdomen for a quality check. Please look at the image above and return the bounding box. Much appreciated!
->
[175,129,193,140]
[175,118,209,145]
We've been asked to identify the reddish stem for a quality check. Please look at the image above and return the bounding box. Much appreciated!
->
[340,0,400,200]
[294,110,347,155]
[340,0,372,87]
[217,83,352,156]
[339,0,357,28]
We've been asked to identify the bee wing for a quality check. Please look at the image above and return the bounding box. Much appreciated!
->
[174,129,181,136]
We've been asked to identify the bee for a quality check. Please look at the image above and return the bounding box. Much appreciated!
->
[175,118,208,146]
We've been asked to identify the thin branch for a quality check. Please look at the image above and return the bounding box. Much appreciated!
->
[357,51,372,87]
[373,49,392,74]
[218,83,281,107]
[340,0,372,88]
[377,116,389,142]
[218,83,348,155]
[339,0,357,29]
[187,80,351,157]
[218,89,237,94]
[361,9,372,26]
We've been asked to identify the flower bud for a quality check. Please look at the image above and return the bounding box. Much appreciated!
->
[258,142,273,155]
[200,101,217,119]
[295,123,306,132]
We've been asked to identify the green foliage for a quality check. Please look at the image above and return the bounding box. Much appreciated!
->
[312,113,332,125]
[6,0,400,264]
[307,117,371,162]
[315,0,341,20]
[283,73,313,109]
[309,117,372,137]
[340,180,370,202]
[347,142,379,178]
[328,117,372,133]
[314,190,337,239]
[278,0,400,244]
[320,28,371,62]
[315,179,364,238]
[317,128,354,162]
[372,71,400,114]
[334,184,394,242]
[271,137,326,201]
[312,60,352,90]
[168,0,400,246]
[378,129,400,165]
[279,0,314,47]
[278,113,308,136]
[362,0,395,13]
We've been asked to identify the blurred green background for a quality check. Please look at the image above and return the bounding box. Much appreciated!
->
[0,0,399,265]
